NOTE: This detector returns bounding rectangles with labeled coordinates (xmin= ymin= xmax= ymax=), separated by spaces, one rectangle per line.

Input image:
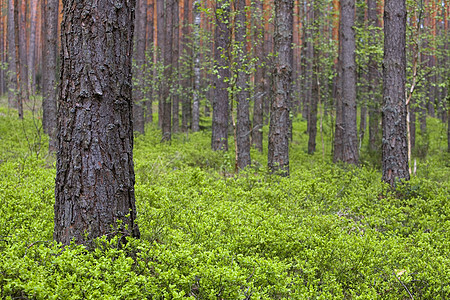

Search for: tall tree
xmin=251 ymin=0 xmax=264 ymax=152
xmin=18 ymin=0 xmax=28 ymax=101
xmin=28 ymin=0 xmax=38 ymax=94
xmin=13 ymin=0 xmax=23 ymax=118
xmin=7 ymin=0 xmax=16 ymax=109
xmin=191 ymin=0 xmax=201 ymax=132
xmin=145 ymin=0 xmax=154 ymax=124
xmin=211 ymin=0 xmax=230 ymax=150
xmin=157 ymin=0 xmax=164 ymax=128
xmin=181 ymin=0 xmax=192 ymax=132
xmin=268 ymin=0 xmax=293 ymax=176
xmin=54 ymin=0 xmax=140 ymax=245
xmin=133 ymin=0 xmax=147 ymax=134
xmin=333 ymin=0 xmax=358 ymax=164
xmin=234 ymin=0 xmax=251 ymax=169
xmin=382 ymin=0 xmax=410 ymax=186
xmin=41 ymin=0 xmax=59 ymax=151
xmin=172 ymin=0 xmax=180 ymax=133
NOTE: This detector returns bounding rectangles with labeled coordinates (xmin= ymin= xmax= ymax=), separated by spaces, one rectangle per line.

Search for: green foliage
xmin=0 ymin=110 xmax=449 ymax=299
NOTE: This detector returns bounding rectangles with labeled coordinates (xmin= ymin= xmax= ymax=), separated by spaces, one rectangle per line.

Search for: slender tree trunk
xmin=7 ymin=0 xmax=16 ymax=108
xmin=307 ymin=3 xmax=317 ymax=154
xmin=162 ymin=0 xmax=174 ymax=141
xmin=18 ymin=0 xmax=28 ymax=102
xmin=382 ymin=0 xmax=409 ymax=186
xmin=28 ymin=0 xmax=38 ymax=94
xmin=251 ymin=0 xmax=264 ymax=152
xmin=41 ymin=0 xmax=59 ymax=151
xmin=55 ymin=0 xmax=140 ymax=246
xmin=133 ymin=0 xmax=147 ymax=134
xmin=191 ymin=0 xmax=201 ymax=132
xmin=263 ymin=2 xmax=274 ymax=125
xmin=145 ymin=0 xmax=154 ymax=124
xmin=211 ymin=0 xmax=230 ymax=150
xmin=157 ymin=0 xmax=164 ymax=128
xmin=235 ymin=0 xmax=251 ymax=170
xmin=13 ymin=0 xmax=23 ymax=118
xmin=334 ymin=0 xmax=358 ymax=164
xmin=268 ymin=0 xmax=293 ymax=176
xmin=172 ymin=0 xmax=180 ymax=133
xmin=181 ymin=0 xmax=192 ymax=132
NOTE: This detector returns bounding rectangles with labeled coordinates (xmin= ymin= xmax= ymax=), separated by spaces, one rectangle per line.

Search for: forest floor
xmin=0 ymin=105 xmax=449 ymax=299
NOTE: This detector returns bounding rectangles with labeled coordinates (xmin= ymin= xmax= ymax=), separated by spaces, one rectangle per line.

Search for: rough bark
xmin=28 ymin=0 xmax=39 ymax=94
xmin=181 ymin=0 xmax=192 ymax=132
xmin=161 ymin=0 xmax=174 ymax=141
xmin=7 ymin=0 xmax=16 ymax=108
xmin=235 ymin=0 xmax=251 ymax=170
xmin=133 ymin=0 xmax=147 ymax=134
xmin=333 ymin=0 xmax=358 ymax=165
xmin=251 ymin=0 xmax=264 ymax=152
xmin=18 ymin=0 xmax=28 ymax=101
xmin=13 ymin=0 xmax=23 ymax=118
xmin=145 ymin=0 xmax=154 ymax=124
xmin=382 ymin=0 xmax=410 ymax=186
xmin=41 ymin=0 xmax=59 ymax=151
xmin=268 ymin=0 xmax=293 ymax=176
xmin=307 ymin=4 xmax=317 ymax=155
xmin=55 ymin=0 xmax=140 ymax=245
xmin=211 ymin=0 xmax=230 ymax=150
xmin=157 ymin=0 xmax=164 ymax=128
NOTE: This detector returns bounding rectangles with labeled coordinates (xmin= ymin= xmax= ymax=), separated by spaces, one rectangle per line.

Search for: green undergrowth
xmin=0 ymin=108 xmax=449 ymax=299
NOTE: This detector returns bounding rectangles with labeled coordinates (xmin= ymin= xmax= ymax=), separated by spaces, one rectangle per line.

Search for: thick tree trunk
xmin=211 ymin=0 xmax=230 ymax=150
xmin=55 ymin=0 xmax=140 ymax=245
xmin=382 ymin=0 xmax=410 ymax=187
xmin=251 ymin=0 xmax=264 ymax=152
xmin=41 ymin=0 xmax=59 ymax=151
xmin=235 ymin=0 xmax=251 ymax=170
xmin=133 ymin=0 xmax=147 ymax=134
xmin=191 ymin=0 xmax=201 ymax=132
xmin=268 ymin=0 xmax=293 ymax=176
xmin=334 ymin=0 xmax=358 ymax=165
xmin=161 ymin=0 xmax=174 ymax=141
xmin=7 ymin=0 xmax=16 ymax=108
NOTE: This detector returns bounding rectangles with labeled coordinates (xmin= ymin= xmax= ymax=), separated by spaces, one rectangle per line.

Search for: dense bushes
xmin=0 ymin=108 xmax=449 ymax=299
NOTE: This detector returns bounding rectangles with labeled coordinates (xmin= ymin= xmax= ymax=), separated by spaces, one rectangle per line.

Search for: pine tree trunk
xmin=7 ymin=0 xmax=16 ymax=108
xmin=28 ymin=0 xmax=38 ymax=94
xmin=41 ymin=0 xmax=59 ymax=151
xmin=55 ymin=0 xmax=140 ymax=246
xmin=191 ymin=0 xmax=201 ymax=132
xmin=181 ymin=0 xmax=191 ymax=132
xmin=382 ymin=0 xmax=410 ymax=186
xmin=268 ymin=0 xmax=293 ymax=176
xmin=172 ymin=0 xmax=180 ymax=133
xmin=162 ymin=0 xmax=174 ymax=141
xmin=235 ymin=0 xmax=251 ymax=170
xmin=145 ymin=0 xmax=154 ymax=124
xmin=251 ymin=0 xmax=264 ymax=152
xmin=157 ymin=0 xmax=165 ymax=128
xmin=133 ymin=0 xmax=146 ymax=134
xmin=18 ymin=0 xmax=28 ymax=102
xmin=13 ymin=0 xmax=23 ymax=118
xmin=211 ymin=0 xmax=230 ymax=150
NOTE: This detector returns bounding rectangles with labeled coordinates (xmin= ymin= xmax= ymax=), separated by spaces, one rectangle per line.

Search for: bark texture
xmin=268 ymin=0 xmax=293 ymax=176
xmin=192 ymin=0 xmax=201 ymax=132
xmin=235 ymin=0 xmax=251 ymax=169
xmin=211 ymin=0 xmax=230 ymax=151
xmin=42 ymin=0 xmax=59 ymax=151
xmin=55 ymin=0 xmax=140 ymax=245
xmin=7 ymin=0 xmax=16 ymax=108
xmin=382 ymin=0 xmax=410 ymax=186
xmin=132 ymin=0 xmax=147 ymax=134
xmin=161 ymin=0 xmax=174 ymax=141
xmin=333 ymin=0 xmax=358 ymax=164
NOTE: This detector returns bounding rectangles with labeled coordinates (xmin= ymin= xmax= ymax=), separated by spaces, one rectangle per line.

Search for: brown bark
xmin=181 ymin=0 xmax=191 ymax=132
xmin=41 ymin=0 xmax=59 ymax=151
xmin=7 ymin=0 xmax=16 ymax=108
xmin=251 ymin=0 xmax=264 ymax=152
xmin=211 ymin=0 xmax=230 ymax=151
xmin=333 ymin=0 xmax=358 ymax=165
xmin=268 ymin=0 xmax=293 ymax=176
xmin=133 ymin=0 xmax=147 ymax=134
xmin=382 ymin=0 xmax=410 ymax=186
xmin=28 ymin=0 xmax=38 ymax=94
xmin=172 ymin=0 xmax=180 ymax=133
xmin=18 ymin=0 xmax=28 ymax=101
xmin=145 ymin=0 xmax=154 ymax=124
xmin=13 ymin=0 xmax=23 ymax=118
xmin=191 ymin=0 xmax=201 ymax=132
xmin=235 ymin=0 xmax=251 ymax=170
xmin=157 ymin=0 xmax=164 ymax=128
xmin=55 ymin=0 xmax=140 ymax=245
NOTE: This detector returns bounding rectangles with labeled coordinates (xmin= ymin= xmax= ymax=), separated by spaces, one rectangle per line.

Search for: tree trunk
xmin=235 ymin=0 xmax=251 ymax=170
xmin=133 ymin=0 xmax=147 ymax=134
xmin=334 ymin=0 xmax=358 ymax=164
xmin=251 ymin=0 xmax=264 ymax=152
xmin=41 ymin=0 xmax=59 ymax=151
xmin=381 ymin=0 xmax=410 ymax=187
xmin=13 ymin=0 xmax=23 ymax=118
xmin=145 ymin=0 xmax=154 ymax=124
xmin=181 ymin=0 xmax=192 ymax=132
xmin=191 ymin=0 xmax=201 ymax=132
xmin=211 ymin=0 xmax=230 ymax=150
xmin=172 ymin=0 xmax=180 ymax=133
xmin=28 ymin=0 xmax=39 ymax=95
xmin=157 ymin=0 xmax=164 ymax=128
xmin=18 ymin=0 xmax=28 ymax=102
xmin=55 ymin=0 xmax=140 ymax=245
xmin=7 ymin=0 xmax=16 ymax=108
xmin=307 ymin=3 xmax=317 ymax=155
xmin=161 ymin=0 xmax=174 ymax=141
xmin=268 ymin=0 xmax=293 ymax=176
